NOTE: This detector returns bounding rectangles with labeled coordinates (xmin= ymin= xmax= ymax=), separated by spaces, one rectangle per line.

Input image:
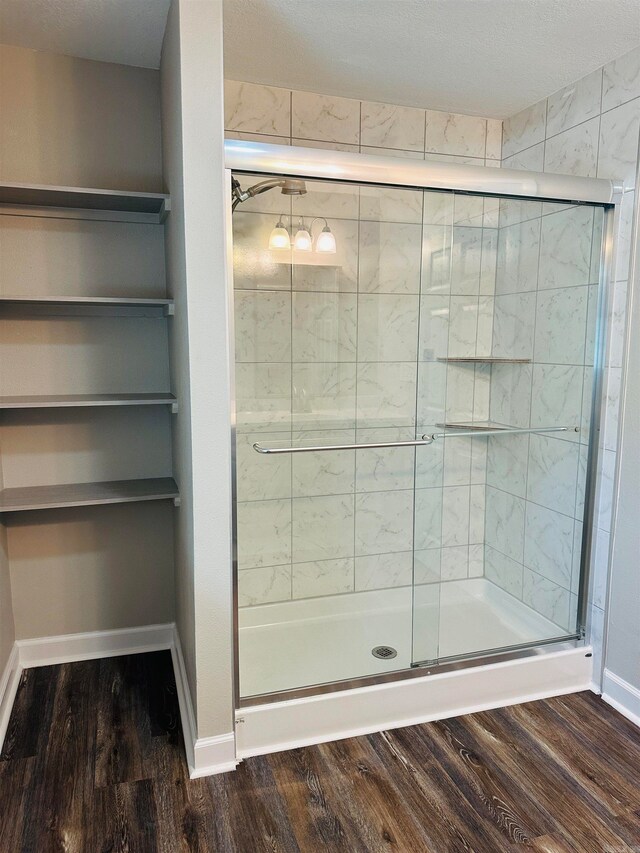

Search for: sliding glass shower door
xmin=231 ymin=168 xmax=605 ymax=700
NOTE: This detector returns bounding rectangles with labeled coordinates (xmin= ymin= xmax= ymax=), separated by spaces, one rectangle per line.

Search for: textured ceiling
xmin=0 ymin=0 xmax=171 ymax=69
xmin=223 ymin=0 xmax=640 ymax=118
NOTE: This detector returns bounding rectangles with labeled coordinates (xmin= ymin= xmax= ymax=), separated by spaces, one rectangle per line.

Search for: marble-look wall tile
xmin=419 ymin=295 xmax=449 ymax=361
xmin=485 ymin=486 xmax=525 ymax=562
xmin=356 ymin=427 xmax=416 ymax=492
xmin=417 ymin=362 xmax=446 ymax=426
xmin=292 ymin=179 xmax=359 ymax=220
xmin=359 ymin=221 xmax=422 ymax=294
xmin=492 ymin=292 xmax=536 ymax=360
xmin=224 ymin=80 xmax=291 ymax=136
xmin=489 ymin=363 xmax=533 ymax=428
xmin=445 ymin=363 xmax=476 ymax=422
xmin=292 ymin=138 xmax=360 ymax=152
xmin=526 ymin=434 xmax=580 ymax=516
xmin=447 ymin=296 xmax=479 ymax=358
xmin=355 ymin=551 xmax=413 ymax=590
xmin=522 ymin=568 xmax=571 ymax=629
xmin=476 ymin=296 xmax=495 ymax=357
xmin=524 ymin=502 xmax=573 ymax=588
xmin=421 ymin=224 xmax=453 ymax=296
xmin=502 ymin=100 xmax=547 ymax=159
xmin=468 ymin=543 xmax=484 ymax=577
xmin=530 ymin=364 xmax=583 ymax=435
xmin=359 ymin=185 xmax=423 ymax=224
xmin=355 ymin=489 xmax=414 ymax=556
xmin=425 ymin=111 xmax=487 ymax=158
xmin=441 ymin=545 xmax=469 ymax=580
xmin=450 ymin=227 xmax=483 ymax=295
xmin=486 ymin=434 xmax=529 ymax=497
xmin=596 ymin=448 xmax=616 ymax=532
xmin=502 ymin=143 xmax=545 ymax=172
xmin=543 ymin=117 xmax=599 ymax=178
xmin=292 ymin=558 xmax=354 ymax=598
xmin=237 ymin=498 xmax=292 ymax=569
xmin=485 ymin=544 xmax=523 ymax=598
xmin=292 ymin=362 xmax=357 ymax=431
xmin=442 ymin=485 xmax=470 ymax=546
xmin=357 ymin=294 xmax=419 ymax=361
xmin=469 ymin=485 xmax=485 ymax=544
xmin=495 ymin=218 xmax=541 ymax=294
xmin=602 ymin=46 xmax=640 ymax=112
xmin=292 ymin=493 xmax=355 ymax=562
xmin=236 ymin=431 xmax=292 ymax=501
xmin=608 ymin=279 xmax=628 ymax=369
xmin=356 ymin=361 xmax=417 ymax=429
xmin=591 ymin=530 xmax=610 ymax=610
xmin=413 ymin=548 xmax=441 ymax=583
xmin=292 ymin=292 xmax=357 ymax=362
xmin=360 ymin=146 xmax=424 ymax=160
xmin=480 ymin=230 xmax=498 ymax=294
xmin=360 ymin=101 xmax=425 ymax=151
xmin=292 ymin=91 xmax=360 ymax=144
xmin=236 ymin=362 xmax=291 ymax=431
xmin=539 ymin=207 xmax=593 ymax=289
xmin=234 ymin=290 xmax=291 ymax=363
xmin=486 ymin=119 xmax=503 ymax=160
xmin=574 ymin=445 xmax=588 ymax=519
xmin=534 ymin=287 xmax=588 ymax=364
xmin=238 ymin=565 xmax=291 ymax=607
xmin=291 ymin=429 xmax=355 ymax=497
xmin=602 ymin=366 xmax=622 ymax=452
xmin=546 ymin=69 xmax=602 ymax=136
xmin=414 ymin=488 xmax=443 ymax=550
xmin=226 ymin=130 xmax=290 ymax=148
xmin=415 ymin=434 xmax=444 ymax=489
xmin=597 ymin=98 xmax=640 ymax=189
xmin=614 ymin=192 xmax=635 ymax=284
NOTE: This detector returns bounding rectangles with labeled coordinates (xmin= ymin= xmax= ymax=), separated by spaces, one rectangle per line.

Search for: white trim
xmin=16 ymin=623 xmax=175 ymax=668
xmin=0 ymin=644 xmax=21 ymax=754
xmin=602 ymin=669 xmax=640 ymax=728
xmin=236 ymin=646 xmax=593 ymax=758
xmin=170 ymin=627 xmax=239 ymax=777
xmin=224 ymin=140 xmax=620 ymax=205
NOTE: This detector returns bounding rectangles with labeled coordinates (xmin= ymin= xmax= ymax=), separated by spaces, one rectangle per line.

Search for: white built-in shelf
xmin=0 ymin=181 xmax=170 ymax=224
xmin=435 ymin=420 xmax=515 ymax=431
xmin=0 ymin=477 xmax=180 ymax=513
xmin=0 ymin=393 xmax=177 ymax=412
xmin=0 ymin=295 xmax=174 ymax=316
xmin=437 ymin=357 xmax=531 ymax=364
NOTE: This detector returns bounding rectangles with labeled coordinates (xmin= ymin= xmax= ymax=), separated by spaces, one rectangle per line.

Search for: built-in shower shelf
xmin=435 ymin=421 xmax=516 ymax=431
xmin=0 ymin=393 xmax=178 ymax=411
xmin=437 ymin=357 xmax=531 ymax=364
xmin=0 ymin=477 xmax=180 ymax=513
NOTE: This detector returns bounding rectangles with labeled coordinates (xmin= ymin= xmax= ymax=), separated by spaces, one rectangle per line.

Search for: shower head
xmin=232 ymin=177 xmax=307 ymax=210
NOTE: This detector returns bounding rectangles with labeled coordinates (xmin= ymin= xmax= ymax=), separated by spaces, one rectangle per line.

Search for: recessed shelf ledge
xmin=0 ymin=393 xmax=178 ymax=413
xmin=0 ymin=295 xmax=174 ymax=316
xmin=0 ymin=478 xmax=180 ymax=513
xmin=437 ymin=357 xmax=531 ymax=364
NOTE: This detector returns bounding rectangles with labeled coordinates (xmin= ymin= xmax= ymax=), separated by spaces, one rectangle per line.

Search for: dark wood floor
xmin=1 ymin=653 xmax=640 ymax=852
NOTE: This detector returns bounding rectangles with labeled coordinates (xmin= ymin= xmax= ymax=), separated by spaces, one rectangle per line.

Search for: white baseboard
xmin=170 ymin=627 xmax=239 ymax=778
xmin=0 ymin=644 xmax=21 ymax=754
xmin=0 ymin=622 xmax=239 ymax=778
xmin=602 ymin=669 xmax=640 ymax=727
xmin=236 ymin=646 xmax=593 ymax=759
xmin=17 ymin=623 xmax=175 ymax=668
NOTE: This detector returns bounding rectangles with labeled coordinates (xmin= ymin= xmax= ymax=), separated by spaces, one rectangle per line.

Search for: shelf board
xmin=435 ymin=421 xmax=516 ymax=431
xmin=0 ymin=393 xmax=177 ymax=411
xmin=0 ymin=295 xmax=174 ymax=316
xmin=437 ymin=357 xmax=531 ymax=364
xmin=0 ymin=181 xmax=170 ymax=223
xmin=0 ymin=478 xmax=180 ymax=513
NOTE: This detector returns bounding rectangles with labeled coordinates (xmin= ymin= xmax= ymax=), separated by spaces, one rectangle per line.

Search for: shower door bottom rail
xmin=252 ymin=425 xmax=578 ymax=454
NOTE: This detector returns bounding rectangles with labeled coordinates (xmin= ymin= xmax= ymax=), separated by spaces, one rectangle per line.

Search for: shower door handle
xmin=253 ymin=437 xmax=436 ymax=454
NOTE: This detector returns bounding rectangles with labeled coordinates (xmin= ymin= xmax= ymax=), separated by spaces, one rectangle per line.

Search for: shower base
xmin=238 ymin=577 xmax=565 ymax=700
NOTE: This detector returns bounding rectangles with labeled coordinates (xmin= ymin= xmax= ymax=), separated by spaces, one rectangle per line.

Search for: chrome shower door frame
xmin=224 ymin=140 xmax=621 ymax=708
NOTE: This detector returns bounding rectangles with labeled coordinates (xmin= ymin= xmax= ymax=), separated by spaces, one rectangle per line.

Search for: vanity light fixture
xmin=268 ymin=215 xmax=337 ymax=254
xmin=293 ymin=219 xmax=313 ymax=252
xmin=268 ymin=218 xmax=291 ymax=250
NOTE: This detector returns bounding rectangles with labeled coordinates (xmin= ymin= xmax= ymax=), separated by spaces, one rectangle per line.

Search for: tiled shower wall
xmin=226 ymin=81 xmax=502 ymax=607
xmin=501 ymin=46 xmax=640 ymax=672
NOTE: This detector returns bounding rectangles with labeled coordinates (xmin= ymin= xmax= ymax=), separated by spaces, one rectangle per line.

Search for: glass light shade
xmin=268 ymin=224 xmax=291 ymax=250
xmin=293 ymin=228 xmax=312 ymax=252
xmin=316 ymin=226 xmax=337 ymax=254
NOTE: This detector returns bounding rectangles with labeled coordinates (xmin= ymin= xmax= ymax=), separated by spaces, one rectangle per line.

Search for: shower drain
xmin=372 ymin=645 xmax=397 ymax=660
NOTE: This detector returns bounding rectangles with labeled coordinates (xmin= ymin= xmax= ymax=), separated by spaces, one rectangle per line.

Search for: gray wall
xmin=161 ymin=0 xmax=234 ymax=739
xmin=0 ymin=43 xmax=175 ymax=640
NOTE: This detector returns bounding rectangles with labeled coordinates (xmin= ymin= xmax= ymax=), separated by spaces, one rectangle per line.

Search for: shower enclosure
xmin=227 ymin=141 xmax=615 ymax=707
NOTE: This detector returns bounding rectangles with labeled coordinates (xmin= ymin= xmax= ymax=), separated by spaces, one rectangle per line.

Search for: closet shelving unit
xmin=0 ymin=180 xmax=179 ymax=513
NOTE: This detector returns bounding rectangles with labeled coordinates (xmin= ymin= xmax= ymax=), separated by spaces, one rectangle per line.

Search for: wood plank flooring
xmin=1 ymin=651 xmax=639 ymax=852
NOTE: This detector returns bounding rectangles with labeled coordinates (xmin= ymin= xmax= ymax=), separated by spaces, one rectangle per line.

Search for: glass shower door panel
xmin=411 ymin=192 xmax=605 ymax=666
xmin=233 ymin=174 xmax=439 ymax=697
